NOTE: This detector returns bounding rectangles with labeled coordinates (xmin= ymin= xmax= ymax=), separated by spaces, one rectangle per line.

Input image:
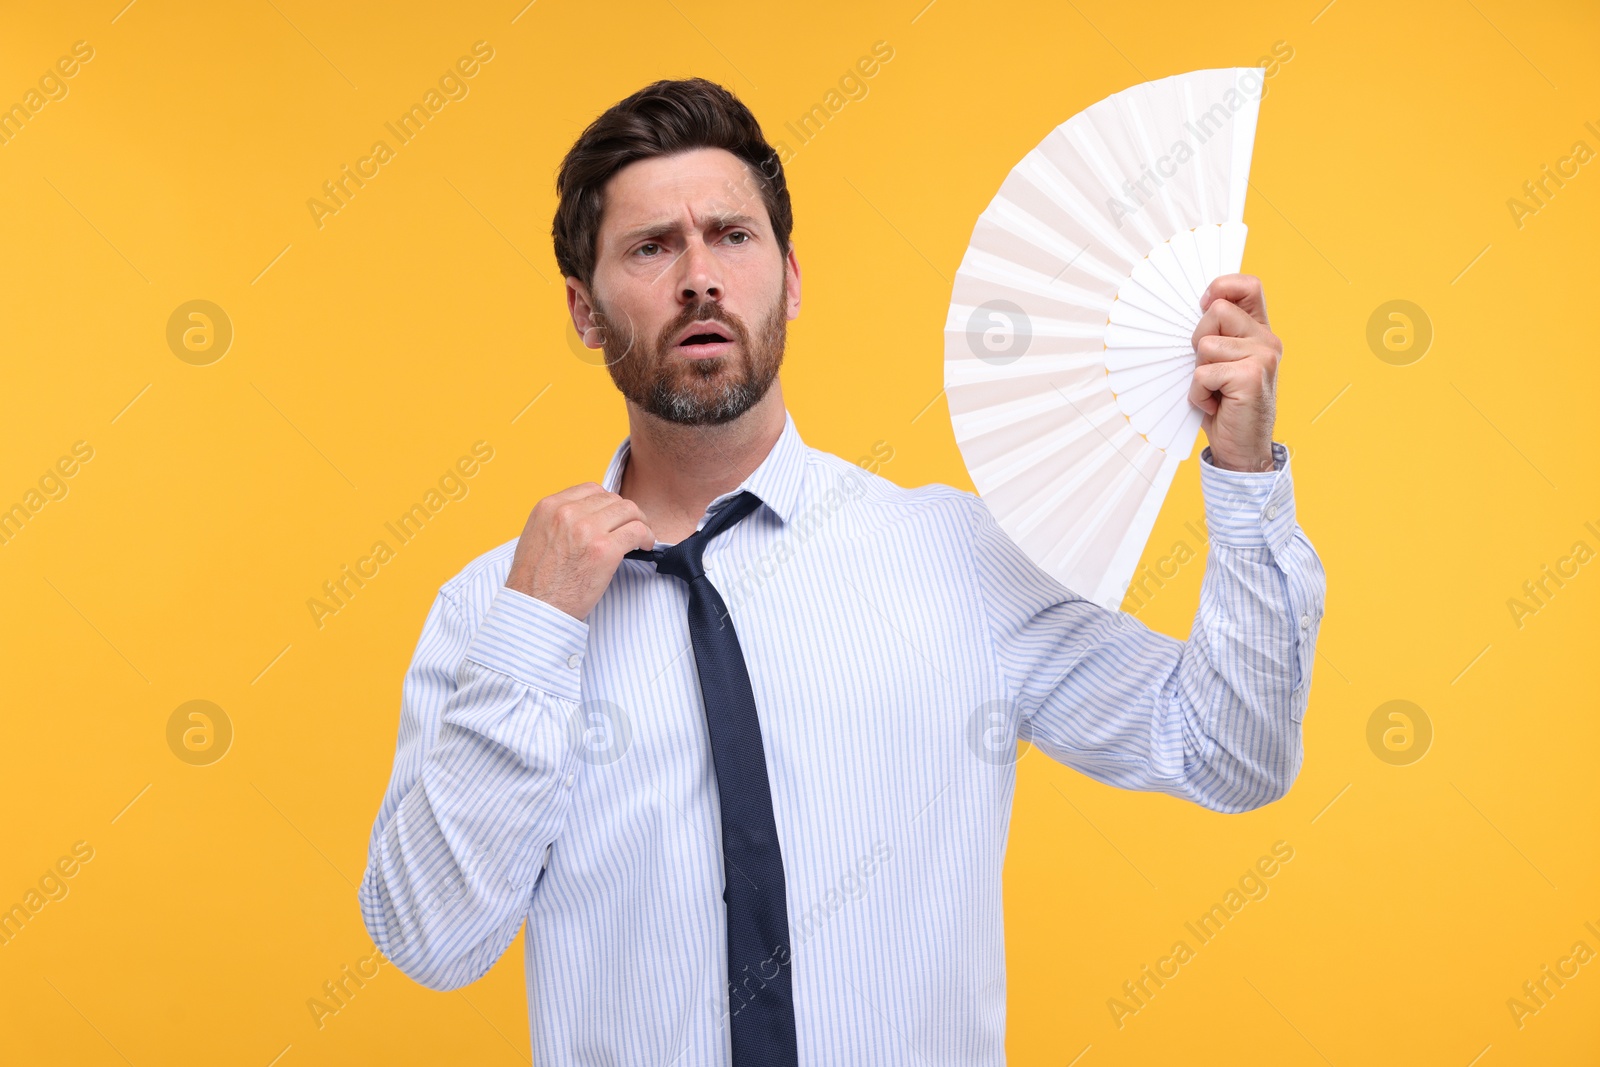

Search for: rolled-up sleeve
xmin=359 ymin=583 xmax=589 ymax=989
xmin=970 ymin=440 xmax=1327 ymax=813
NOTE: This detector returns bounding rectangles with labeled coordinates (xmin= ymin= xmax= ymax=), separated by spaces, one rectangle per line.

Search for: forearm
xmin=1172 ymin=442 xmax=1326 ymax=809
xmin=359 ymin=586 xmax=588 ymax=989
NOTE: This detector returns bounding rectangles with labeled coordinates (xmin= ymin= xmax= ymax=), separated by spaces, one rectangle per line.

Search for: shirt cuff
xmin=462 ymin=585 xmax=589 ymax=701
xmin=1197 ymin=441 xmax=1297 ymax=551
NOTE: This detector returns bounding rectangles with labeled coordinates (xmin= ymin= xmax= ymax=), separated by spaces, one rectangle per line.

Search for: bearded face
xmin=569 ymin=148 xmax=798 ymax=421
xmin=592 ymin=285 xmax=788 ymax=426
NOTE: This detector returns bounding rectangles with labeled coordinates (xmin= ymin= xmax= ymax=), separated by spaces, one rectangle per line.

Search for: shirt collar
xmin=599 ymin=408 xmax=807 ymax=528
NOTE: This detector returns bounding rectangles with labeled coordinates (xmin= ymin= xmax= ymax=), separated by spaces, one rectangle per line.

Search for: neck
xmin=618 ymin=385 xmax=786 ymax=545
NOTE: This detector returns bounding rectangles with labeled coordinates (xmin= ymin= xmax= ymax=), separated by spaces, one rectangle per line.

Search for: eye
xmin=635 ymin=242 xmax=662 ymax=257
xmin=725 ymin=230 xmax=750 ymax=245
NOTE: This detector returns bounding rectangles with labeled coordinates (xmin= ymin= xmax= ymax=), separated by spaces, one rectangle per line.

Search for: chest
xmin=578 ymin=529 xmax=999 ymax=793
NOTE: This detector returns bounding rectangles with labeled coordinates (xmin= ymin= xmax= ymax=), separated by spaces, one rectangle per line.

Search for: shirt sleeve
xmin=358 ymin=583 xmax=589 ymax=989
xmin=970 ymin=440 xmax=1327 ymax=813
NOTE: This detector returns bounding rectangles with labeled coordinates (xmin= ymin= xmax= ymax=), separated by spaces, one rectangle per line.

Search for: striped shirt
xmin=359 ymin=408 xmax=1326 ymax=1065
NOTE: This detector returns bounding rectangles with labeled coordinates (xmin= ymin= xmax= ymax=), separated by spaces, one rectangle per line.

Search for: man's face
xmin=568 ymin=147 xmax=801 ymax=425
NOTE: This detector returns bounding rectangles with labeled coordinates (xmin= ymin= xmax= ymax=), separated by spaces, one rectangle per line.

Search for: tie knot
xmin=626 ymin=491 xmax=764 ymax=582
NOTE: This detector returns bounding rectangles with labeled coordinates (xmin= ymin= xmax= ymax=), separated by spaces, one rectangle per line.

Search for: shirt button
xmin=564 ymin=773 xmax=575 ymax=789
xmin=1265 ymin=504 xmax=1278 ymax=520
xmin=567 ymin=652 xmax=582 ymax=669
xmin=1300 ymin=613 xmax=1311 ymax=630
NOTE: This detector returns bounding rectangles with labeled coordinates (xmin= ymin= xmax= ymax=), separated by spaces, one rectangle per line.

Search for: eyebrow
xmin=617 ymin=212 xmax=762 ymax=246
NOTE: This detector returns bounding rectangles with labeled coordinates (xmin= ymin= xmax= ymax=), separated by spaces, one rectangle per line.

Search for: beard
xmin=594 ymin=285 xmax=787 ymax=426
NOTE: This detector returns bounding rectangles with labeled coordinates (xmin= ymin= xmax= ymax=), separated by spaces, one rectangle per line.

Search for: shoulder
xmin=812 ymin=445 xmax=1075 ymax=599
xmin=800 ymin=444 xmax=985 ymax=539
xmin=435 ymin=532 xmax=521 ymax=624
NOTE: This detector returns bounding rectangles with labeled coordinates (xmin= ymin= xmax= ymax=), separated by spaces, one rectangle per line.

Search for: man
xmin=359 ymin=77 xmax=1326 ymax=1065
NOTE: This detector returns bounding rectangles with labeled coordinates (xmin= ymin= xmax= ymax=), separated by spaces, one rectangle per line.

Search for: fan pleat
xmin=1102 ymin=344 xmax=1190 ymax=372
xmin=1171 ymin=230 xmax=1208 ymax=301
xmin=1105 ymin=321 xmax=1191 ymax=348
xmin=1114 ymin=288 xmax=1191 ymax=337
xmin=1128 ymin=257 xmax=1193 ymax=321
xmin=1144 ymin=385 xmax=1204 ymax=455
xmin=1042 ymin=126 xmax=1165 ymax=264
xmin=1116 ymin=362 xmax=1193 ymax=422
xmin=1109 ymin=354 xmax=1193 ymax=392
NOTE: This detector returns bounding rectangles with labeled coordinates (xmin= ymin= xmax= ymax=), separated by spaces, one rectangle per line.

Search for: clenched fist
xmin=1189 ymin=274 xmax=1281 ymax=473
xmin=505 ymin=483 xmax=656 ymax=620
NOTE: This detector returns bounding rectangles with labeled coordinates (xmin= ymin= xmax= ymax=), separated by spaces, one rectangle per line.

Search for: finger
xmin=1190 ymin=298 xmax=1268 ymax=353
xmin=544 ymin=481 xmax=611 ymax=507
xmin=1195 ymin=357 xmax=1271 ymax=397
xmin=557 ymin=494 xmax=650 ymax=552
xmin=1188 ymin=360 xmax=1220 ymax=414
xmin=535 ymin=486 xmax=624 ymax=541
xmin=1194 ymin=333 xmax=1268 ymax=366
xmin=589 ymin=495 xmax=650 ymax=535
xmin=1187 ymin=359 xmax=1266 ymax=412
xmin=1199 ymin=274 xmax=1269 ymax=327
xmin=607 ymin=518 xmax=656 ymax=554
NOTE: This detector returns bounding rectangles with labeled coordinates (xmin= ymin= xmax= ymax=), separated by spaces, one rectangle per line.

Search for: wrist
xmin=1208 ymin=448 xmax=1275 ymax=473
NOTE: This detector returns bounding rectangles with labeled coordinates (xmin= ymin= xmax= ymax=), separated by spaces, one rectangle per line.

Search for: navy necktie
xmin=625 ymin=491 xmax=798 ymax=1065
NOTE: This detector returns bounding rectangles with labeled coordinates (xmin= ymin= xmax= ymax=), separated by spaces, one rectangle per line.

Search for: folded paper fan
xmin=943 ymin=67 xmax=1264 ymax=611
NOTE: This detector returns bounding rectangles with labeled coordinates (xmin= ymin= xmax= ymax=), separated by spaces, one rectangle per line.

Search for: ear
xmin=783 ymin=244 xmax=802 ymax=321
xmin=567 ymin=277 xmax=603 ymax=348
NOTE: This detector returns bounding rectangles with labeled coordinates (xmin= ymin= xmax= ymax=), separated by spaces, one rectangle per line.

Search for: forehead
xmin=600 ymin=146 xmax=769 ymax=235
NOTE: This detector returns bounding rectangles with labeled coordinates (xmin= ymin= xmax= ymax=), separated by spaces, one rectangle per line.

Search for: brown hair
xmin=551 ymin=77 xmax=793 ymax=288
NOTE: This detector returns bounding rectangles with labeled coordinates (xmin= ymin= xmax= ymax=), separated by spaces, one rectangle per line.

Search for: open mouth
xmin=673 ymin=323 xmax=736 ymax=358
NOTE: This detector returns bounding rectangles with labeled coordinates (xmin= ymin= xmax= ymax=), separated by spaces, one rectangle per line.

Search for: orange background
xmin=1 ymin=1 xmax=1596 ymax=1063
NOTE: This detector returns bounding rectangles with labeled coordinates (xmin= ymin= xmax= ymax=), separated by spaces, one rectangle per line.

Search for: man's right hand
xmin=505 ymin=483 xmax=655 ymax=620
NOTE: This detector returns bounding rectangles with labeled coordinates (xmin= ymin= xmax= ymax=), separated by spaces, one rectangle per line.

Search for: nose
xmin=677 ymin=235 xmax=722 ymax=305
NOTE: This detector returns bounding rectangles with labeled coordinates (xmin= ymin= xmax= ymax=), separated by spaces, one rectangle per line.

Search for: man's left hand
xmin=1188 ymin=274 xmax=1280 ymax=473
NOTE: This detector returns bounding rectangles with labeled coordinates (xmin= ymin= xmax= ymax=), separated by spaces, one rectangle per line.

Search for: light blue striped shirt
xmin=359 ymin=408 xmax=1326 ymax=1065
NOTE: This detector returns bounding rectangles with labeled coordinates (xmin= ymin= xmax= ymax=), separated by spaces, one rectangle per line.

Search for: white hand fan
xmin=943 ymin=67 xmax=1264 ymax=611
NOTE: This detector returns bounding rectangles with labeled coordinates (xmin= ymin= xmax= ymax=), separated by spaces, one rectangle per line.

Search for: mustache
xmin=660 ymin=302 xmax=747 ymax=350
